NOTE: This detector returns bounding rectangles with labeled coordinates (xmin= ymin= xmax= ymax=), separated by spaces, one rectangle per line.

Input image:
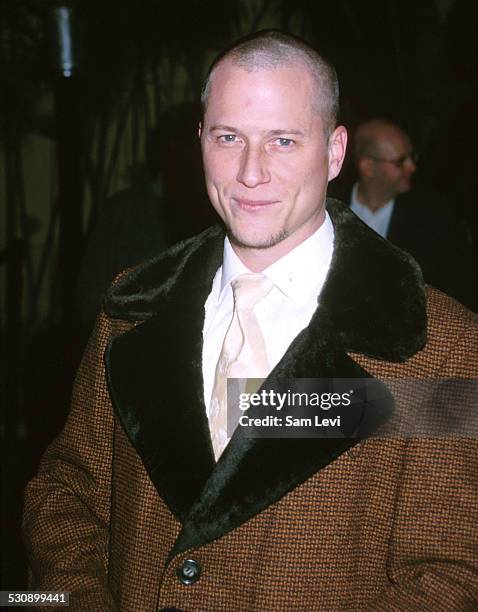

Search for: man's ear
xmin=327 ymin=125 xmax=347 ymax=181
xmin=198 ymin=121 xmax=202 ymax=139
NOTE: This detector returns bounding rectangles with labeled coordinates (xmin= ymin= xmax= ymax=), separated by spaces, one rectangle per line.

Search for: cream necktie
xmin=209 ymin=273 xmax=274 ymax=460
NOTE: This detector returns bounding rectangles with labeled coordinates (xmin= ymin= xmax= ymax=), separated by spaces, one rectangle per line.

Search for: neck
xmin=232 ymin=244 xmax=286 ymax=272
xmin=356 ymin=182 xmax=393 ymax=212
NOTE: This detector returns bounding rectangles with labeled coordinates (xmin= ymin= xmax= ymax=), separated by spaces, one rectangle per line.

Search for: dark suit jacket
xmin=23 ymin=200 xmax=478 ymax=611
xmin=389 ymin=191 xmax=477 ymax=309
xmin=350 ymin=188 xmax=477 ymax=311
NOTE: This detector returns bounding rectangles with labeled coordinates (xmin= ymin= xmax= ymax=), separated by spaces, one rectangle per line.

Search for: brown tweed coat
xmin=23 ymin=201 xmax=478 ymax=611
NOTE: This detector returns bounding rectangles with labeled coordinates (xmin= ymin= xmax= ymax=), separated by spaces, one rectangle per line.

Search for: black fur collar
xmin=106 ymin=199 xmax=426 ymax=361
xmin=104 ymin=199 xmax=427 ymax=556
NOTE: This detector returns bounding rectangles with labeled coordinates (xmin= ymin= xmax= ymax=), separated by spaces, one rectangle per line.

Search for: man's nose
xmin=236 ymin=145 xmax=270 ymax=187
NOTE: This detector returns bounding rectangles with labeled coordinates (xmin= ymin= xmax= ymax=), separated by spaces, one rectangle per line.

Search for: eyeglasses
xmin=366 ymin=152 xmax=419 ymax=169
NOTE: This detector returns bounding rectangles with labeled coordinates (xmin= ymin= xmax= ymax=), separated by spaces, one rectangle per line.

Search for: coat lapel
xmin=105 ymin=226 xmax=223 ymax=521
xmin=104 ymin=199 xmax=427 ymax=553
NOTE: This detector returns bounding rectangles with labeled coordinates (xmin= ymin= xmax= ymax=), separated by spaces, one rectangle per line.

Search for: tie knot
xmin=231 ymin=273 xmax=273 ymax=310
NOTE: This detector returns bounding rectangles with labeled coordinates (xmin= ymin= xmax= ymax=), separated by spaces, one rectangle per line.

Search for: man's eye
xmin=219 ymin=134 xmax=237 ymax=143
xmin=276 ymin=138 xmax=294 ymax=147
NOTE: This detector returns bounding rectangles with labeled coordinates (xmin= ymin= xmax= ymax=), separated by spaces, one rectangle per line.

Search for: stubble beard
xmin=228 ymin=227 xmax=290 ymax=250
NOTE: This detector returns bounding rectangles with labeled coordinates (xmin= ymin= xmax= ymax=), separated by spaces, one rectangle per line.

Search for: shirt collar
xmin=219 ymin=240 xmax=251 ymax=299
xmin=218 ymin=212 xmax=334 ymax=307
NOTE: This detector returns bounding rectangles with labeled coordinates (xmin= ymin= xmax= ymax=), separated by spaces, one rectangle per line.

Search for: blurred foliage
xmin=1 ymin=0 xmax=249 ymax=137
xmin=1 ymin=1 xmax=51 ymax=139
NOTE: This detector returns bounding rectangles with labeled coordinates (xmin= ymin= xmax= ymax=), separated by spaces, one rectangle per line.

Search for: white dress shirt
xmin=350 ymin=182 xmax=395 ymax=239
xmin=202 ymin=212 xmax=335 ymax=409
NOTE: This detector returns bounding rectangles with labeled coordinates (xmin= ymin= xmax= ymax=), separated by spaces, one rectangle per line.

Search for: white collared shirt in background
xmin=350 ymin=182 xmax=395 ymax=239
xmin=202 ymin=212 xmax=335 ymax=409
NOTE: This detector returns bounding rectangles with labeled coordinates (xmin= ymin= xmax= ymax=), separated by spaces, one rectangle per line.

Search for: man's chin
xmin=228 ymin=228 xmax=290 ymax=250
xmin=399 ymin=181 xmax=412 ymax=193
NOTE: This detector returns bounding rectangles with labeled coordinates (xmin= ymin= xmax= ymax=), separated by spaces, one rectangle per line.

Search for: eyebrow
xmin=268 ymin=129 xmax=306 ymax=137
xmin=208 ymin=125 xmax=306 ymax=137
xmin=209 ymin=125 xmax=238 ymax=133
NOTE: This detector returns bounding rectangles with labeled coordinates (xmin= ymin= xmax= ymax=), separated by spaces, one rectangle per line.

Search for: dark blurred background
xmin=1 ymin=0 xmax=477 ymax=591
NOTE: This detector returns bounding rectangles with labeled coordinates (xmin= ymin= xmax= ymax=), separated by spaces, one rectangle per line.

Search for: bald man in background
xmin=350 ymin=119 xmax=477 ymax=311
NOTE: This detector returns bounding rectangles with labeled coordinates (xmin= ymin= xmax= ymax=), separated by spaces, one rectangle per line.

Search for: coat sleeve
xmin=368 ymin=316 xmax=478 ymax=611
xmin=22 ymin=312 xmax=119 ymax=611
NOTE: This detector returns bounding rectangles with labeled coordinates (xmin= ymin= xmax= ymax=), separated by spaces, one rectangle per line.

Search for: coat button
xmin=177 ymin=558 xmax=201 ymax=585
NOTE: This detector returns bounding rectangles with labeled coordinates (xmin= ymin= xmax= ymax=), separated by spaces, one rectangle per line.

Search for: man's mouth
xmin=232 ymin=197 xmax=279 ymax=210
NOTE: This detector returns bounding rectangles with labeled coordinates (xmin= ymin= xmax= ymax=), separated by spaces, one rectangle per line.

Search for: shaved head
xmin=354 ymin=119 xmax=409 ymax=160
xmin=201 ymin=30 xmax=339 ymax=138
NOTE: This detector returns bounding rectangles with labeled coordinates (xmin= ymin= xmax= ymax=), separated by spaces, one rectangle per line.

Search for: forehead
xmin=205 ymin=60 xmax=320 ymax=130
xmin=378 ymin=127 xmax=412 ymax=154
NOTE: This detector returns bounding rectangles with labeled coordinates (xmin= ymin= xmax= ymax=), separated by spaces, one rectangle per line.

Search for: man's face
xmin=370 ymin=128 xmax=416 ymax=197
xmin=200 ymin=60 xmax=346 ymax=261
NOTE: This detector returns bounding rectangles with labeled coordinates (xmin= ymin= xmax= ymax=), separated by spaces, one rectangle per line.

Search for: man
xmin=350 ymin=119 xmax=417 ymax=239
xmin=23 ymin=31 xmax=478 ymax=611
xmin=350 ymin=118 xmax=477 ymax=310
